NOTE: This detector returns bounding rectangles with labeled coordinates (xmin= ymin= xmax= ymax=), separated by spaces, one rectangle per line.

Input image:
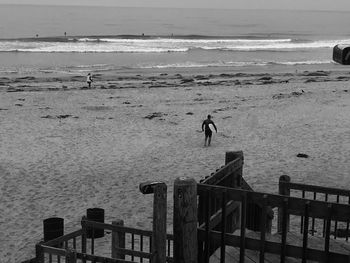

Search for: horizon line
xmin=0 ymin=3 xmax=350 ymax=12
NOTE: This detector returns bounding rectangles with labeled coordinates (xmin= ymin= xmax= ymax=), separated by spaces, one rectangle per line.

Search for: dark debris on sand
xmin=41 ymin=114 xmax=78 ymax=119
xmin=144 ymin=112 xmax=168 ymax=119
xmin=272 ymin=90 xmax=305 ymax=99
xmin=297 ymin=153 xmax=309 ymax=158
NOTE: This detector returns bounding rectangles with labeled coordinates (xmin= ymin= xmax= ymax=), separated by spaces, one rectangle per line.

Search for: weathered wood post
xmin=173 ymin=177 xmax=197 ymax=263
xmin=112 ymin=219 xmax=125 ymax=259
xmin=65 ymin=249 xmax=77 ymax=263
xmin=225 ymin=151 xmax=244 ymax=233
xmin=35 ymin=242 xmax=44 ymax=263
xmin=225 ymin=151 xmax=244 ymax=187
xmin=225 ymin=150 xmax=244 ymax=164
xmin=278 ymin=175 xmax=291 ymax=233
xmin=81 ymin=216 xmax=87 ymax=263
xmin=139 ymin=181 xmax=167 ymax=263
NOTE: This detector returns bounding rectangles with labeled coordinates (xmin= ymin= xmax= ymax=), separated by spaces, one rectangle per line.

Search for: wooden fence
xmin=196 ymin=184 xmax=350 ymax=263
xmin=36 ymin=220 xmax=174 ymax=263
xmin=198 ymin=152 xmax=273 ymax=247
xmin=30 ymin=151 xmax=350 ymax=263
xmin=35 ymin=182 xmax=173 ymax=263
xmin=278 ymin=175 xmax=350 ymax=240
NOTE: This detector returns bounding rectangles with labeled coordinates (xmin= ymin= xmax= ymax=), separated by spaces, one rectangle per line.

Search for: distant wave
xmin=0 ymin=36 xmax=349 ymax=53
xmin=0 ymin=59 xmax=333 ymax=75
xmin=137 ymin=60 xmax=333 ymax=69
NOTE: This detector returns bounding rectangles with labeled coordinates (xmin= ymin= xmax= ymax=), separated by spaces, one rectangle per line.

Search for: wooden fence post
xmin=35 ymin=242 xmax=44 ymax=263
xmin=225 ymin=151 xmax=244 ymax=233
xmin=225 ymin=151 xmax=243 ymax=187
xmin=65 ymin=249 xmax=77 ymax=263
xmin=173 ymin=177 xmax=197 ymax=263
xmin=153 ymin=183 xmax=167 ymax=263
xmin=278 ymin=175 xmax=291 ymax=233
xmin=139 ymin=181 xmax=167 ymax=263
xmin=225 ymin=150 xmax=244 ymax=165
xmin=81 ymin=216 xmax=87 ymax=263
xmin=112 ymin=219 xmax=125 ymax=259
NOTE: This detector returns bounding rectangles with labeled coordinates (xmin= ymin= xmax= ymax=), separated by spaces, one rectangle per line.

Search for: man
xmin=87 ymin=73 xmax=93 ymax=88
xmin=202 ymin=115 xmax=217 ymax=146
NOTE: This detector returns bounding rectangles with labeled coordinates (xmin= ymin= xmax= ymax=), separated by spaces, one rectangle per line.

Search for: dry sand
xmin=0 ymin=68 xmax=349 ymax=262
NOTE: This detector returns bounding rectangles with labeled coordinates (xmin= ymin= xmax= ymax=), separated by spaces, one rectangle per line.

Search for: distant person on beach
xmin=202 ymin=115 xmax=217 ymax=146
xmin=87 ymin=73 xmax=93 ymax=88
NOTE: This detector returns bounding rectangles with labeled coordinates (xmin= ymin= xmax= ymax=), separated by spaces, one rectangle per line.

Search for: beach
xmin=0 ymin=67 xmax=349 ymax=261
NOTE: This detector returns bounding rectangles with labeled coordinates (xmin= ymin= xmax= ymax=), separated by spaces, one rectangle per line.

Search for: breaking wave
xmin=0 ymin=35 xmax=349 ymax=53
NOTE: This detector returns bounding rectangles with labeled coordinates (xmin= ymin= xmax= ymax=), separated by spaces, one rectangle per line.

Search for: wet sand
xmin=0 ymin=67 xmax=349 ymax=261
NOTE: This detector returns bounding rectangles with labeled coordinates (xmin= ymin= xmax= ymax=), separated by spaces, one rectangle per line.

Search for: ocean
xmin=0 ymin=4 xmax=350 ymax=76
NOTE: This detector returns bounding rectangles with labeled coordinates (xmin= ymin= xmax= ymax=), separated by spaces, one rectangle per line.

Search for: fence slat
xmin=280 ymin=198 xmax=288 ymax=263
xmin=311 ymin=192 xmax=316 ymax=236
xmin=112 ymin=220 xmax=125 ymax=260
xmin=302 ymin=202 xmax=310 ymax=263
xmin=300 ymin=190 xmax=305 ymax=234
xmin=347 ymin=196 xmax=350 ymax=242
xmin=81 ymin=217 xmax=87 ymax=263
xmin=334 ymin=195 xmax=340 ymax=239
xmin=131 ymin=234 xmax=135 ymax=261
xmin=91 ymin=228 xmax=95 ymax=255
xmin=239 ymin=193 xmax=247 ymax=263
xmin=323 ymin=193 xmax=328 ymax=237
xmin=204 ymin=191 xmax=211 ymax=263
xmin=220 ymin=191 xmax=227 ymax=263
xmin=278 ymin=175 xmax=290 ymax=234
xmin=324 ymin=204 xmax=332 ymax=263
xmin=259 ymin=195 xmax=267 ymax=263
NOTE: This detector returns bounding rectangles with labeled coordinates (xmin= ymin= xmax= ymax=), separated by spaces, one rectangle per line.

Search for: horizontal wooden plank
xmin=211 ymin=245 xmax=305 ymax=263
xmin=84 ymin=220 xmax=152 ymax=236
xmin=40 ymin=245 xmax=67 ymax=256
xmin=76 ymin=252 xmax=135 ymax=263
xmin=283 ymin=182 xmax=350 ymax=197
xmin=198 ymin=184 xmax=350 ymax=222
xmin=211 ymin=246 xmax=258 ymax=263
xmin=83 ymin=220 xmax=174 ymax=240
xmin=246 ymin=231 xmax=350 ymax=255
xmin=200 ymin=158 xmax=243 ymax=185
xmin=42 ymin=229 xmax=82 ymax=246
xmin=198 ymin=229 xmax=350 ymax=262
xmin=199 ymin=200 xmax=240 ymax=230
xmin=114 ymin=247 xmax=152 ymax=259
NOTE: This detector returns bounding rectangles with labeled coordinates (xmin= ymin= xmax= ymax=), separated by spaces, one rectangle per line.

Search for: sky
xmin=1 ymin=0 xmax=350 ymax=11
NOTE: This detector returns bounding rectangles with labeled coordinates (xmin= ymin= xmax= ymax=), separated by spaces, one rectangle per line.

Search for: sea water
xmin=0 ymin=4 xmax=350 ymax=75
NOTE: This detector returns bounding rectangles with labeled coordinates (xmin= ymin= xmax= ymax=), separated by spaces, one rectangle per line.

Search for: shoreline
xmin=0 ymin=66 xmax=349 ymax=261
xmin=1 ymin=66 xmax=350 ymax=93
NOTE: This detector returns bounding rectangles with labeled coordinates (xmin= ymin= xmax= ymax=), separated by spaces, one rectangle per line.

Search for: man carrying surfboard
xmin=202 ymin=115 xmax=217 ymax=146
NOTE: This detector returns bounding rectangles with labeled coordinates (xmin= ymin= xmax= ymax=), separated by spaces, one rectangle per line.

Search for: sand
xmin=0 ymin=67 xmax=349 ymax=262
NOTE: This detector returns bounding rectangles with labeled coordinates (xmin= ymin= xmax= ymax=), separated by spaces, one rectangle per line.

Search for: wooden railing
xmin=35 ymin=182 xmax=172 ymax=263
xmin=32 ymin=150 xmax=350 ymax=263
xmin=36 ymin=219 xmax=174 ymax=263
xmin=198 ymin=152 xmax=273 ymax=245
xmin=196 ymin=183 xmax=350 ymax=263
xmin=198 ymin=151 xmax=244 ymax=233
xmin=278 ymin=175 xmax=350 ymax=240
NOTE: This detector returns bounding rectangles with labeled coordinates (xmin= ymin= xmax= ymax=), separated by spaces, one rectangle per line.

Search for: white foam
xmin=1 ymin=37 xmax=349 ymax=53
xmin=137 ymin=59 xmax=332 ymax=69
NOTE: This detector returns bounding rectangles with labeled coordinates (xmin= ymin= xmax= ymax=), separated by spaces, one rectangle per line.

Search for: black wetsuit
xmin=202 ymin=119 xmax=217 ymax=137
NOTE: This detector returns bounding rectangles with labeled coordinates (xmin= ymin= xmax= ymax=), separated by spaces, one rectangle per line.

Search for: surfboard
xmin=209 ymin=123 xmax=216 ymax=132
